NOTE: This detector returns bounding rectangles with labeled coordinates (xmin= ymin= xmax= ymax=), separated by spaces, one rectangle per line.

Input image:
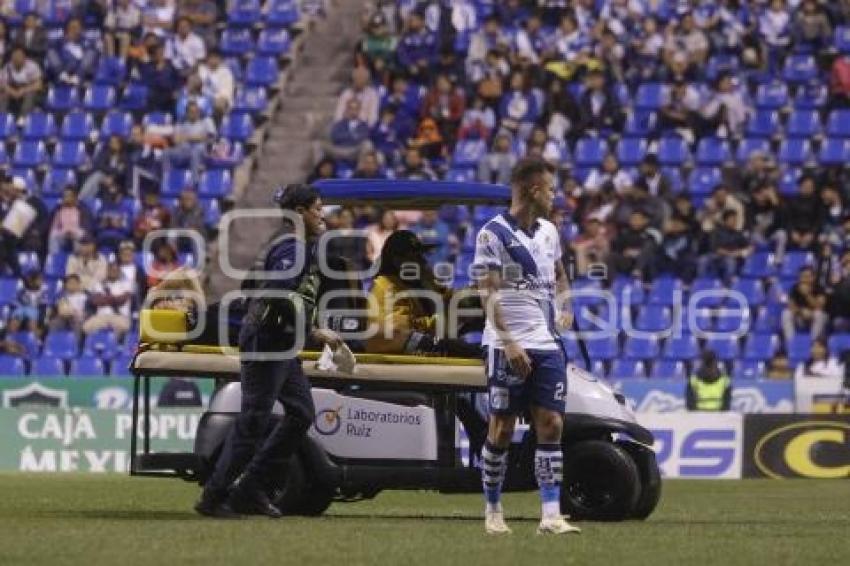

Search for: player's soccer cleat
xmin=484 ymin=510 xmax=512 ymax=534
xmin=537 ymin=515 xmax=581 ymax=535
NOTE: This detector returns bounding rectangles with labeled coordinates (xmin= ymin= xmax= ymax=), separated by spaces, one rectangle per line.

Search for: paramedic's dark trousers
xmin=206 ymin=357 xmax=315 ymax=495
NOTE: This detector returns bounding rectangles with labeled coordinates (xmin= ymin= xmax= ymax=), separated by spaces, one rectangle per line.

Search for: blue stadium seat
xmin=609 ymin=360 xmax=647 ymax=379
xmin=828 ymin=333 xmax=850 ymax=356
xmin=100 ymin=111 xmax=133 ymax=138
xmin=265 ymin=0 xmax=300 ymax=27
xmin=826 ymin=109 xmax=850 ymax=137
xmin=452 ymin=139 xmax=487 ymax=168
xmin=0 ymin=112 xmax=17 ymax=139
xmin=43 ymin=330 xmax=79 ymax=360
xmin=714 ymin=308 xmax=751 ymax=333
xmin=753 ymin=307 xmax=779 ymax=334
xmin=573 ymin=137 xmax=607 ymax=167
xmin=782 ymin=55 xmax=817 ymax=83
xmin=736 ymin=138 xmax=771 ymax=163
xmin=691 ymin=277 xmax=726 ymax=308
xmin=741 ymin=252 xmax=775 ymax=278
xmin=83 ymin=329 xmax=118 ymax=359
xmin=695 ymin=137 xmax=731 ymax=166
xmin=120 ymin=82 xmax=149 ymax=112
xmin=818 ymin=138 xmax=850 ymax=165
xmin=746 ymin=110 xmax=780 ymax=138
xmin=30 ymin=356 xmax=66 ymax=377
xmin=616 ymin=138 xmax=647 ymax=166
xmin=743 ymin=333 xmax=779 ymax=361
xmin=703 ymin=336 xmax=740 ymax=361
xmin=245 ymin=56 xmax=279 ymax=87
xmin=143 ymin=112 xmax=173 ymax=127
xmin=777 ymin=138 xmax=811 ymax=165
xmin=94 ymin=56 xmax=127 ymax=85
xmin=70 ymin=356 xmax=105 ymax=377
xmin=657 ymin=136 xmax=690 ymax=166
xmin=779 ymin=251 xmax=814 ymax=279
xmin=653 ymin=360 xmax=686 ymax=379
xmin=787 ymin=334 xmax=812 ymax=364
xmin=0 ymin=354 xmax=25 ymax=376
xmin=198 ymin=169 xmax=233 ymax=198
xmin=227 ymin=0 xmax=262 ymax=27
xmin=232 ymin=87 xmax=269 ymax=115
xmin=731 ymin=278 xmax=765 ymax=306
xmin=623 ymin=110 xmax=656 ymax=137
xmin=705 ymin=53 xmax=740 ymax=81
xmin=755 ymin=83 xmax=788 ymax=110
xmin=43 ymin=168 xmax=77 ymax=196
xmin=635 ymin=305 xmax=672 ymax=332
xmin=646 ymin=276 xmax=683 ymax=306
xmin=9 ymin=168 xmax=36 ymax=192
xmin=689 ymin=167 xmax=722 ymax=195
xmin=51 ymin=141 xmax=87 ymax=168
xmin=161 ymin=168 xmax=194 ymax=197
xmin=733 ymin=360 xmax=765 ymax=380
xmin=60 ymin=111 xmax=95 ymax=141
xmin=257 ymin=28 xmax=292 ymax=57
xmin=22 ymin=111 xmax=57 ymax=140
xmin=0 ymin=278 xmax=19 ymax=304
xmin=624 ymin=336 xmax=660 ymax=360
xmin=793 ymin=83 xmax=827 ymax=110
xmin=83 ymin=85 xmax=117 ymax=112
xmin=17 ymin=252 xmax=39 ymax=273
xmin=786 ymin=109 xmax=822 ymax=138
xmin=109 ymin=354 xmax=133 ymax=376
xmin=634 ymin=82 xmax=665 ymax=110
xmin=219 ymin=28 xmax=255 ymax=57
xmin=8 ymin=331 xmax=39 ymax=360
xmin=221 ymin=112 xmax=254 ymax=142
xmin=612 ymin=277 xmax=645 ymax=305
xmin=12 ymin=141 xmax=48 ymax=168
xmin=45 ymin=85 xmax=80 ymax=112
xmin=586 ymin=335 xmax=619 ymax=361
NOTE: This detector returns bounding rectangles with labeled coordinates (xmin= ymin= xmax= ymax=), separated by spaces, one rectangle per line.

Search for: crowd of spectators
xmin=311 ymin=0 xmax=850 ymax=380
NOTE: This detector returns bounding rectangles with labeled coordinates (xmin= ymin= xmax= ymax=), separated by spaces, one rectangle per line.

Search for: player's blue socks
xmin=535 ymin=443 xmax=563 ymax=518
xmin=481 ymin=440 xmax=508 ymax=512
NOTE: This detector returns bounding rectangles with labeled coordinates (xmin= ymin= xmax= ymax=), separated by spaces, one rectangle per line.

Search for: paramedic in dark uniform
xmin=195 ymin=184 xmax=342 ymax=518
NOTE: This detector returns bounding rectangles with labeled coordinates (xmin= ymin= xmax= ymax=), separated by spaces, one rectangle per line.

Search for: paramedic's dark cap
xmin=272 ymin=183 xmax=321 ymax=210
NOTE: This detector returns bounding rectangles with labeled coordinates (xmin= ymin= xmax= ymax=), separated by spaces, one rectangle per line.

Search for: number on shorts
xmin=554 ymin=382 xmax=565 ymax=401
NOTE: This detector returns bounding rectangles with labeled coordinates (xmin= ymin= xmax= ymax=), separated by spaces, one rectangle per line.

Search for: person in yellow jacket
xmin=686 ymin=349 xmax=733 ymax=411
xmin=366 ymin=230 xmax=481 ymax=357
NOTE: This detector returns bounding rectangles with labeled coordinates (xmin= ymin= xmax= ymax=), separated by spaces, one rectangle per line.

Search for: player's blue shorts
xmin=485 ymin=346 xmax=567 ymax=414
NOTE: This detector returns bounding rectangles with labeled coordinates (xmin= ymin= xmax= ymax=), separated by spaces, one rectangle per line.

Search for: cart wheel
xmin=561 ymin=440 xmax=641 ymax=521
xmin=269 ymin=455 xmax=307 ymax=515
xmin=618 ymin=441 xmax=662 ymax=520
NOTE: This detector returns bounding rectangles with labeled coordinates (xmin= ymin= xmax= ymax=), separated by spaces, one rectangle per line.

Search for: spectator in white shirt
xmin=164 ymin=101 xmax=216 ymax=183
xmin=334 ymin=66 xmax=380 ymax=128
xmin=198 ymin=50 xmax=234 ymax=117
xmin=142 ymin=0 xmax=176 ymax=38
xmin=49 ymin=274 xmax=89 ymax=336
xmin=0 ymin=47 xmax=42 ymax=118
xmin=105 ymin=0 xmax=142 ymax=58
xmin=166 ymin=17 xmax=207 ymax=77
xmin=83 ymin=262 xmax=133 ymax=338
xmin=702 ymin=72 xmax=753 ymax=138
xmin=795 ymin=339 xmax=843 ymax=379
xmin=583 ymin=153 xmax=633 ymax=195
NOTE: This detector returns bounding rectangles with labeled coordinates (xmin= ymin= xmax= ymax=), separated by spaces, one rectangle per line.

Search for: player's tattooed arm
xmin=555 ymin=259 xmax=573 ymax=330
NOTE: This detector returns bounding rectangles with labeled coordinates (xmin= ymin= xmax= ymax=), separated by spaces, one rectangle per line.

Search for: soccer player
xmin=473 ymin=158 xmax=580 ymax=535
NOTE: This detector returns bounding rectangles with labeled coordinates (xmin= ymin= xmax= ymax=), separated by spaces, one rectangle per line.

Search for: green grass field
xmin=0 ymin=475 xmax=847 ymax=566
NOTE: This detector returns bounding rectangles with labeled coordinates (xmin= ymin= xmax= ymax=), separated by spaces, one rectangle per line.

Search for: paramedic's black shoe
xmin=228 ymin=482 xmax=283 ymax=518
xmin=194 ymin=490 xmax=241 ymax=519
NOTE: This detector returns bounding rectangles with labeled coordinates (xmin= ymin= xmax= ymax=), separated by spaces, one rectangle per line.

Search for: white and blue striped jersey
xmin=473 ymin=212 xmax=562 ymax=351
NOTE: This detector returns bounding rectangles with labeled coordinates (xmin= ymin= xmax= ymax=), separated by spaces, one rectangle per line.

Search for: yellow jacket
xmin=366 ymin=275 xmax=448 ymax=353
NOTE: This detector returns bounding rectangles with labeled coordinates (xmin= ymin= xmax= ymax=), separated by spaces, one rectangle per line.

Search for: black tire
xmin=618 ymin=441 xmax=662 ymax=520
xmin=561 ymin=440 xmax=641 ymax=521
xmin=268 ymin=454 xmax=307 ymax=515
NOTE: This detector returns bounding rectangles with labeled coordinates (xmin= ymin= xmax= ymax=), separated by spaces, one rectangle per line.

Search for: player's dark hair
xmin=510 ymin=158 xmax=552 ymax=189
xmin=273 ymin=183 xmax=320 ymax=210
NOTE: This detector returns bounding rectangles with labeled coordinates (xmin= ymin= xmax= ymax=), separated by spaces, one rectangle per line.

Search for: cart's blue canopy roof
xmin=313 ymin=179 xmax=511 ymax=207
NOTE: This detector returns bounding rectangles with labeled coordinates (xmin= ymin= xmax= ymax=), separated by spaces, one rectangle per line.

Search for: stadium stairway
xmin=207 ymin=0 xmax=367 ymax=300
